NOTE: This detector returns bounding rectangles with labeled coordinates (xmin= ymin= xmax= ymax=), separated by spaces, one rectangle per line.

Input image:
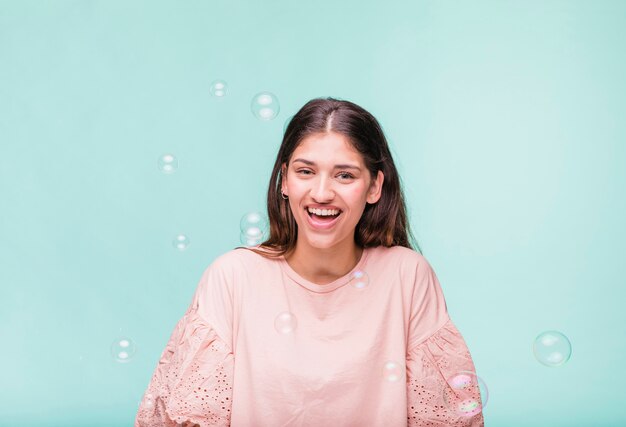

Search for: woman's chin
xmin=300 ymin=232 xmax=351 ymax=251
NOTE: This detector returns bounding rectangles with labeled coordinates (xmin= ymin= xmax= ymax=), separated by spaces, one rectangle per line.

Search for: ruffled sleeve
xmin=406 ymin=318 xmax=484 ymax=426
xmin=405 ymin=254 xmax=484 ymax=426
xmin=135 ymin=307 xmax=234 ymax=427
xmin=135 ymin=259 xmax=236 ymax=427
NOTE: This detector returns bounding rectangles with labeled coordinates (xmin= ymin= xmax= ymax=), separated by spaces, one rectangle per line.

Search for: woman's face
xmin=281 ymin=132 xmax=384 ymax=251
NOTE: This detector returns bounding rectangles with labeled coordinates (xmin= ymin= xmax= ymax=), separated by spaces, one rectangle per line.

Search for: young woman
xmin=135 ymin=97 xmax=484 ymax=426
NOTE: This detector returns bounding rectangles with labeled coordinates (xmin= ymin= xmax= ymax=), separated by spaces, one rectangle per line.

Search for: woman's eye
xmin=296 ymin=170 xmax=353 ymax=179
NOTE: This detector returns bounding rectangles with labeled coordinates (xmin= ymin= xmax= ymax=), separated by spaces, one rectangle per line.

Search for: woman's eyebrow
xmin=292 ymin=158 xmax=361 ymax=171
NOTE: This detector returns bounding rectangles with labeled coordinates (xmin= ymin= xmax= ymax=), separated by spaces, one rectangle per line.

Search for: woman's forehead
xmin=291 ymin=133 xmax=362 ymax=163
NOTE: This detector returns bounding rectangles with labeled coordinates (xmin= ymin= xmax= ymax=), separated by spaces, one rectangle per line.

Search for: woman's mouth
xmin=305 ymin=208 xmax=342 ymax=230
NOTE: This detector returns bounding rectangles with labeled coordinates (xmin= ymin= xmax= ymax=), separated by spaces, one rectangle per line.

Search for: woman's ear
xmin=366 ymin=170 xmax=384 ymax=204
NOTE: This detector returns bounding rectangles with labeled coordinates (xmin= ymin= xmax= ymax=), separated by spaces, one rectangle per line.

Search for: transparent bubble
xmin=533 ymin=330 xmax=572 ymax=367
xmin=239 ymin=211 xmax=268 ymax=246
xmin=140 ymin=393 xmax=155 ymax=410
xmin=209 ymin=79 xmax=228 ymax=97
xmin=349 ymin=270 xmax=370 ymax=289
xmin=251 ymin=91 xmax=280 ymax=121
xmin=382 ymin=361 xmax=404 ymax=382
xmin=111 ymin=337 xmax=137 ymax=363
xmin=243 ymin=226 xmax=263 ymax=239
xmin=274 ymin=311 xmax=297 ymax=334
xmin=240 ymin=230 xmax=263 ymax=247
xmin=442 ymin=371 xmax=488 ymax=417
xmin=240 ymin=211 xmax=267 ymax=232
xmin=158 ymin=153 xmax=178 ymax=174
xmin=173 ymin=234 xmax=190 ymax=251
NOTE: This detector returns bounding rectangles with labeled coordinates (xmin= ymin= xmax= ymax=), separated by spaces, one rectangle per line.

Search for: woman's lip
xmin=305 ymin=209 xmax=342 ymax=230
xmin=306 ymin=206 xmax=343 ymax=212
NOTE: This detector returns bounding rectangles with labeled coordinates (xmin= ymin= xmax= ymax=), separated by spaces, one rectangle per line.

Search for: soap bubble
xmin=442 ymin=371 xmax=488 ymax=417
xmin=172 ymin=234 xmax=190 ymax=251
xmin=382 ymin=361 xmax=404 ymax=382
xmin=209 ymin=79 xmax=228 ymax=97
xmin=240 ymin=211 xmax=268 ymax=246
xmin=349 ymin=270 xmax=369 ymax=289
xmin=240 ymin=211 xmax=267 ymax=233
xmin=140 ymin=393 xmax=155 ymax=410
xmin=158 ymin=153 xmax=178 ymax=174
xmin=240 ymin=229 xmax=263 ymax=247
xmin=274 ymin=311 xmax=297 ymax=334
xmin=533 ymin=330 xmax=572 ymax=367
xmin=251 ymin=91 xmax=280 ymax=120
xmin=111 ymin=337 xmax=137 ymax=363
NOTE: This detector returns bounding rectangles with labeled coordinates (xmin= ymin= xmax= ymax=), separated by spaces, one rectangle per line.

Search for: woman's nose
xmin=310 ymin=176 xmax=335 ymax=201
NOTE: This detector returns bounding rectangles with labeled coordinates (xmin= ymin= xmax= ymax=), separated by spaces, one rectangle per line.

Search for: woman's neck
xmin=284 ymin=242 xmax=364 ymax=285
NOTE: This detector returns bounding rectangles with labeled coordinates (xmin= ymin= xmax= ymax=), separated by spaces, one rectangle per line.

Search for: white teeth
xmin=307 ymin=207 xmax=341 ymax=216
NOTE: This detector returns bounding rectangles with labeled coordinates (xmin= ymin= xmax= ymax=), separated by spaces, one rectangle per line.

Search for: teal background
xmin=1 ymin=0 xmax=625 ymax=426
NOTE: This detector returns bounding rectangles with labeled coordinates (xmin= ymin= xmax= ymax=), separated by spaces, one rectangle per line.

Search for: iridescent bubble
xmin=349 ymin=270 xmax=369 ymax=289
xmin=158 ymin=153 xmax=178 ymax=174
xmin=173 ymin=234 xmax=190 ymax=251
xmin=442 ymin=371 xmax=488 ymax=417
xmin=209 ymin=79 xmax=228 ymax=97
xmin=382 ymin=361 xmax=404 ymax=382
xmin=240 ymin=211 xmax=267 ymax=232
xmin=274 ymin=311 xmax=297 ymax=334
xmin=251 ymin=91 xmax=280 ymax=120
xmin=140 ymin=393 xmax=155 ymax=410
xmin=240 ymin=229 xmax=263 ymax=247
xmin=240 ymin=211 xmax=268 ymax=245
xmin=111 ymin=336 xmax=137 ymax=363
xmin=533 ymin=330 xmax=572 ymax=367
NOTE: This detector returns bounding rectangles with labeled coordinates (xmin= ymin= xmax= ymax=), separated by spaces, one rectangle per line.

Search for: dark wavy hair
xmin=238 ymin=97 xmax=420 ymax=258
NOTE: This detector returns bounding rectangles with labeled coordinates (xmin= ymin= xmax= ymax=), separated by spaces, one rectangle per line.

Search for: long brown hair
xmin=237 ymin=97 xmax=421 ymax=259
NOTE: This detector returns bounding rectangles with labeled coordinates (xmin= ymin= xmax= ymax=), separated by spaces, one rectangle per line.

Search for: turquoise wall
xmin=1 ymin=1 xmax=625 ymax=425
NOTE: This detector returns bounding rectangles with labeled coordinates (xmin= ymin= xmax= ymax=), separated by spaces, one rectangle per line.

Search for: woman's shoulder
xmin=370 ymin=245 xmax=427 ymax=264
xmin=196 ymin=247 xmax=278 ymax=292
xmin=208 ymin=246 xmax=280 ymax=269
xmin=369 ymin=245 xmax=436 ymax=278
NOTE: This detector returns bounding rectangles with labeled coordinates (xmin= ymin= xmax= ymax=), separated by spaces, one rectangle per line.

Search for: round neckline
xmin=279 ymin=247 xmax=372 ymax=293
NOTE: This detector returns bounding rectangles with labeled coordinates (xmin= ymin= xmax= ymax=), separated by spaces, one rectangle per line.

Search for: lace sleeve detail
xmin=135 ymin=308 xmax=233 ymax=427
xmin=406 ymin=318 xmax=484 ymax=426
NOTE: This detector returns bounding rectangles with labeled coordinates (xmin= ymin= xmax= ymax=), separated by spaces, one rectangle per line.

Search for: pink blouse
xmin=135 ymin=245 xmax=484 ymax=426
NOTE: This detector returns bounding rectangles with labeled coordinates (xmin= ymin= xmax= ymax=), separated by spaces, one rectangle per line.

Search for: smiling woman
xmin=278 ymin=130 xmax=386 ymax=282
xmin=135 ymin=97 xmax=484 ymax=427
